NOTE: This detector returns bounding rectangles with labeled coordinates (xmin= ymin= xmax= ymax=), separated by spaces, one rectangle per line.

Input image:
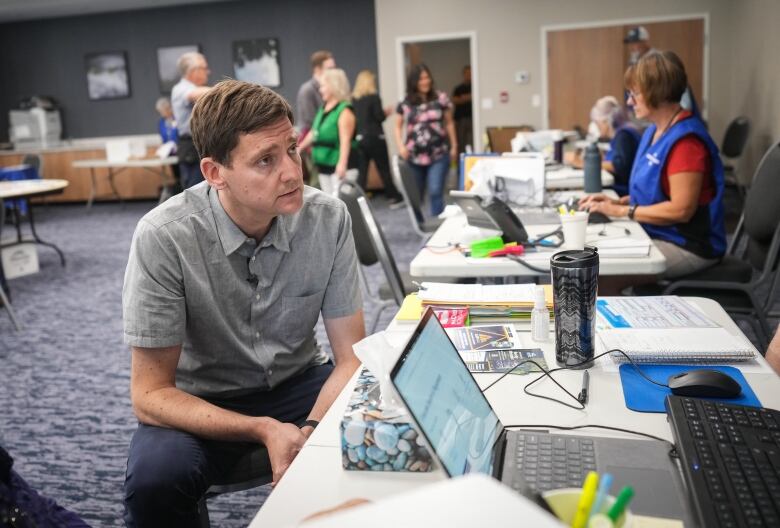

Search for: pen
xmin=578 ymin=370 xmax=590 ymax=404
xmin=607 ymin=486 xmax=634 ymax=523
xmin=572 ymin=471 xmax=599 ymax=528
xmin=588 ymin=473 xmax=613 ymax=521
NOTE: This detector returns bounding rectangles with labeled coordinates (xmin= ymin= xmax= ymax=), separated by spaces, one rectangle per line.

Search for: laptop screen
xmin=391 ymin=309 xmax=504 ymax=477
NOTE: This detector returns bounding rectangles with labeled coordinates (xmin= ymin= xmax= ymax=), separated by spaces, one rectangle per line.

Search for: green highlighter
xmin=606 ymin=486 xmax=634 ymax=523
xmin=470 ymin=236 xmax=505 ymax=258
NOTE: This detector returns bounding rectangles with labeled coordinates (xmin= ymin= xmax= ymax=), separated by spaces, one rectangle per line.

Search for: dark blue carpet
xmin=0 ymin=195 xmax=420 ymax=527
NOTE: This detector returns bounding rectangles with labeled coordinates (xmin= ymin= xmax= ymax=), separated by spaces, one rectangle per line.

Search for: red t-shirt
xmin=660 ymin=111 xmax=715 ymax=205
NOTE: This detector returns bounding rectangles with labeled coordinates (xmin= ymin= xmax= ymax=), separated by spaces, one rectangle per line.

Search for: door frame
xmin=540 ymin=13 xmax=710 ymax=129
xmin=395 ymin=31 xmax=481 ymax=151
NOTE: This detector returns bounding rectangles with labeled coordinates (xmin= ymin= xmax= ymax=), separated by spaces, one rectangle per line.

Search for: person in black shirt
xmin=351 ymin=70 xmax=403 ymax=204
xmin=452 ymin=65 xmax=473 ymax=154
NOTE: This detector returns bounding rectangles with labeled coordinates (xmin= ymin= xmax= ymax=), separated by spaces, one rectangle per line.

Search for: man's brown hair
xmin=310 ymin=50 xmax=333 ymax=71
xmin=191 ymin=80 xmax=294 ymax=166
xmin=624 ymin=50 xmax=688 ymax=109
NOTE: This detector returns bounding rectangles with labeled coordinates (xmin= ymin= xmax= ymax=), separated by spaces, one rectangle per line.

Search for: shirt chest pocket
xmin=279 ymin=290 xmax=326 ymax=348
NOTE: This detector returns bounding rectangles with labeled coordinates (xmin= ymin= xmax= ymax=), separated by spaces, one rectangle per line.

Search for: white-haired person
xmin=299 ymin=68 xmax=358 ymax=195
xmin=171 ymin=52 xmax=212 ymax=189
xmin=568 ymin=96 xmax=641 ymax=196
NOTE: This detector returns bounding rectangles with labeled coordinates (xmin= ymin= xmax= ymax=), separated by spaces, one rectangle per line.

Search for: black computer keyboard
xmin=665 ymin=395 xmax=780 ymax=528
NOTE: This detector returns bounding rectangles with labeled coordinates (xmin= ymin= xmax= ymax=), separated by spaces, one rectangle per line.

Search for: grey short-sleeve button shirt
xmin=122 ymin=182 xmax=362 ymax=398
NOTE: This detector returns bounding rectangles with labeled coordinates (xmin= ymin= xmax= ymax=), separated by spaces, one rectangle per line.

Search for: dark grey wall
xmin=0 ymin=0 xmax=377 ymax=141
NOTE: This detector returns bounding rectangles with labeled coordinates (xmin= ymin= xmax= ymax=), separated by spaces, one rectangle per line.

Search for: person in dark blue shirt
xmin=567 ymin=96 xmax=640 ymax=196
xmin=155 ymin=97 xmax=178 ymax=144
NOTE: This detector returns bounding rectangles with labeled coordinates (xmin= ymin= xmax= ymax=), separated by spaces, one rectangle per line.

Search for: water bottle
xmin=551 ymin=247 xmax=600 ymax=369
xmin=583 ymin=142 xmax=602 ymax=193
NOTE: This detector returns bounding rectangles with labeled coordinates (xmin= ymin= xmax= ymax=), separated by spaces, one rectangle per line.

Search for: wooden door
xmin=547 ymin=19 xmax=705 ymax=131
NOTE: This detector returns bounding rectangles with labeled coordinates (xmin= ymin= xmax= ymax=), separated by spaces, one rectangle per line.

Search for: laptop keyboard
xmin=513 ymin=431 xmax=598 ymax=491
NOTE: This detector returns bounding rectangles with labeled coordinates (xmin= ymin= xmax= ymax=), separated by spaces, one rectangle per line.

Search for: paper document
xmin=597 ymin=296 xmax=716 ymax=329
xmin=419 ymin=282 xmax=552 ymax=305
xmin=461 ymin=348 xmax=548 ymax=374
xmin=599 ymin=327 xmax=755 ymax=363
xmin=446 ymin=325 xmax=522 ymax=352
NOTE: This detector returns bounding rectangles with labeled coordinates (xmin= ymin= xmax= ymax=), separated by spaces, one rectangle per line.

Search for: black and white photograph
xmin=157 ymin=44 xmax=199 ymax=93
xmin=232 ymin=37 xmax=281 ymax=87
xmin=85 ymin=51 xmax=130 ymax=100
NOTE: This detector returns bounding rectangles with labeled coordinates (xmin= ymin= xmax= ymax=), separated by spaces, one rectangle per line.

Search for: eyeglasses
xmin=626 ymin=90 xmax=641 ymax=102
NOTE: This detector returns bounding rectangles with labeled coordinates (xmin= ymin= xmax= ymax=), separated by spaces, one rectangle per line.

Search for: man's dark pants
xmin=123 ymin=363 xmax=333 ymax=527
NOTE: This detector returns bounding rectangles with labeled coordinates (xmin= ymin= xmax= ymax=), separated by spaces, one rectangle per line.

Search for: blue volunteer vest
xmin=629 ymin=115 xmax=726 ymax=258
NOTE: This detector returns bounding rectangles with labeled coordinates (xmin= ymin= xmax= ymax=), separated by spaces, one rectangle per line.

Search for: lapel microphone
xmin=246 ymin=257 xmax=259 ymax=287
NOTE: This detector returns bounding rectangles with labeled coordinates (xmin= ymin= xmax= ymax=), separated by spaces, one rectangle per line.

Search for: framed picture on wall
xmin=157 ymin=44 xmax=199 ymax=93
xmin=85 ymin=51 xmax=130 ymax=100
xmin=232 ymin=38 xmax=281 ymax=87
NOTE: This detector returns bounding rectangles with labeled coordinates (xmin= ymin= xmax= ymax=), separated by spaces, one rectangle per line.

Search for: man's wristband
xmin=302 ymin=419 xmax=319 ymax=429
xmin=627 ymin=204 xmax=638 ymax=220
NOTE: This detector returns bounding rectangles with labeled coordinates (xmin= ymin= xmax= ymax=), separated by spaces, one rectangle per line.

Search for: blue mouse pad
xmin=618 ymin=364 xmax=761 ymax=413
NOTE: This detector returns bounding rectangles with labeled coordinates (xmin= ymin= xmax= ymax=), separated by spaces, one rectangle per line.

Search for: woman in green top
xmin=300 ymin=68 xmax=358 ymax=195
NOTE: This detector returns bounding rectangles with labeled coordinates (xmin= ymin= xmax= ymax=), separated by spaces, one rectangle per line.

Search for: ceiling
xmin=0 ymin=0 xmax=237 ymax=23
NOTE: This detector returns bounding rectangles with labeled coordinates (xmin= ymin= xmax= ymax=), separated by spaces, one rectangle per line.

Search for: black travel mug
xmin=550 ymin=247 xmax=599 ymax=368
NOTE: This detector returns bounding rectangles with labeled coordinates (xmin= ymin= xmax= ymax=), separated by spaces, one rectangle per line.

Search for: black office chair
xmin=721 ymin=116 xmax=751 ymax=195
xmin=337 ymin=181 xmax=414 ymax=332
xmin=390 ymin=155 xmax=442 ymax=238
xmin=660 ymin=140 xmax=780 ymax=349
xmin=197 ymin=445 xmax=272 ymax=527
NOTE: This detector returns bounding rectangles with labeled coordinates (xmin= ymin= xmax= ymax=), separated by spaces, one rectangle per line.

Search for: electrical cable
xmin=481 ymin=348 xmax=669 ymax=411
xmin=504 ymin=254 xmax=551 ymax=273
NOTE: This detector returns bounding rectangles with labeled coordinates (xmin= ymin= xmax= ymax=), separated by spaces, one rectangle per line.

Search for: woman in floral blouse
xmin=394 ymin=64 xmax=457 ymax=217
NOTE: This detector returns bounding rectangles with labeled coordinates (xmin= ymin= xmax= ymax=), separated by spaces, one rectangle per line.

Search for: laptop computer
xmin=390 ymin=308 xmax=694 ymax=522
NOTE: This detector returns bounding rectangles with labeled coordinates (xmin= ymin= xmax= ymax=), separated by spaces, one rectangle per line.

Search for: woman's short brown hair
xmin=624 ymin=50 xmax=688 ymax=109
xmin=190 ymin=80 xmax=294 ymax=166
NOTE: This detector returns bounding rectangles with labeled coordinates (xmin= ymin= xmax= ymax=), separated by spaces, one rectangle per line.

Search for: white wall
xmin=728 ymin=0 xmax=780 ymax=181
xmin=375 ymin=0 xmax=736 ymax=152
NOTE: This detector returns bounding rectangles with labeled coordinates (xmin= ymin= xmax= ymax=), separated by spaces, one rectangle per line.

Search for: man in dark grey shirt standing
xmin=122 ymin=80 xmax=365 ymax=526
xmin=296 ymin=50 xmax=335 ymax=184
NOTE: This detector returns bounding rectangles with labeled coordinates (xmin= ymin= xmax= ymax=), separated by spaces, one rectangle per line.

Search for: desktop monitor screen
xmin=391 ymin=309 xmax=504 ymax=477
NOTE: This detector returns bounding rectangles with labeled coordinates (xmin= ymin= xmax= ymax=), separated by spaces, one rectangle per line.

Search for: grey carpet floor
xmin=0 ymin=195 xmax=421 ymax=527
xmin=0 ymin=192 xmax=774 ymax=527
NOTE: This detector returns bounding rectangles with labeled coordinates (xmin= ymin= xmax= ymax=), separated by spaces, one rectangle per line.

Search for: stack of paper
xmin=416 ymin=282 xmax=553 ymax=324
xmin=591 ymin=237 xmax=651 ymax=258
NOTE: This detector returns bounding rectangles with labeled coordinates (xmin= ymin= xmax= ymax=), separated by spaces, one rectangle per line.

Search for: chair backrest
xmin=390 ymin=154 xmax=427 ymax=235
xmin=357 ymin=196 xmax=406 ymax=306
xmin=337 ymin=181 xmax=378 ymax=267
xmin=742 ymin=140 xmax=780 ymax=273
xmin=21 ymin=153 xmax=42 ymax=178
xmin=486 ymin=126 xmax=533 ymax=153
xmin=721 ymin=116 xmax=751 ymax=159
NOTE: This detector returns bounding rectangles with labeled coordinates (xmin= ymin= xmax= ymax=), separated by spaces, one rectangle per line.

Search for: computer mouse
xmin=667 ymin=369 xmax=742 ymax=399
xmin=588 ymin=211 xmax=612 ymax=224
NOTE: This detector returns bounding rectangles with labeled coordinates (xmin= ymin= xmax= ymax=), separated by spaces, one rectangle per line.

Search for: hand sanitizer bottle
xmin=531 ymin=286 xmax=550 ymax=342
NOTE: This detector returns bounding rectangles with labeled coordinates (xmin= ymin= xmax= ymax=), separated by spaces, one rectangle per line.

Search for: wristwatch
xmin=302 ymin=419 xmax=319 ymax=429
xmin=627 ymin=204 xmax=638 ymax=220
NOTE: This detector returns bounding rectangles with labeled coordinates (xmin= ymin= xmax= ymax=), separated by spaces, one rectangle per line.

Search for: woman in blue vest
xmin=299 ymin=68 xmax=358 ymax=195
xmin=568 ymin=96 xmax=640 ymax=196
xmin=580 ymin=51 xmax=725 ymax=278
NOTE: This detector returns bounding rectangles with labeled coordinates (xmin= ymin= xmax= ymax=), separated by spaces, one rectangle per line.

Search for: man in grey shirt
xmin=122 ymin=80 xmax=365 ymax=526
xmin=171 ymin=51 xmax=212 ymax=189
xmin=296 ymin=50 xmax=335 ymax=184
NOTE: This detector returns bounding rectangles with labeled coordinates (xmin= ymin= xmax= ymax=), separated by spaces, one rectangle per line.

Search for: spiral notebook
xmin=599 ymin=327 xmax=756 ymax=363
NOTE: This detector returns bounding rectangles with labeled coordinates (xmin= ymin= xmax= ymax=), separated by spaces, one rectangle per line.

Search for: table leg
xmin=25 ymin=199 xmax=65 ymax=267
xmin=0 ymin=201 xmax=23 ymax=331
xmin=87 ymin=168 xmax=97 ymax=209
xmin=107 ymin=168 xmax=122 ymax=202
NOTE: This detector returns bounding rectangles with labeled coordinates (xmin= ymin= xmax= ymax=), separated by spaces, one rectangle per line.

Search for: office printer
xmin=9 ymin=96 xmax=62 ymax=149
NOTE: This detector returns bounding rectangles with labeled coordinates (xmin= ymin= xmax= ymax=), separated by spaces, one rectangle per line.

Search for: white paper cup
xmin=560 ymin=212 xmax=589 ymax=250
